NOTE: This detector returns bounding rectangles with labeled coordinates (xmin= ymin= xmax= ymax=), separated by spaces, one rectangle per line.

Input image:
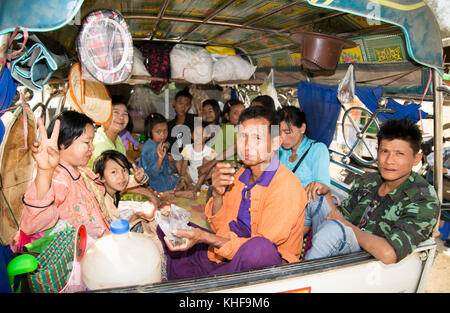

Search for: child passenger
xmin=197 ymin=99 xmax=245 ymax=179
xmin=179 ymin=123 xmax=215 ymax=195
xmin=93 ymin=150 xmax=156 ymax=226
xmin=139 ymin=113 xmax=196 ymax=200
xmin=93 ymin=150 xmax=163 ymax=253
xmin=201 ymin=99 xmax=221 ymax=126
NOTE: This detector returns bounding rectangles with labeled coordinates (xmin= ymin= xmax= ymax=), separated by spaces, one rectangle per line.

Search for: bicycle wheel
xmin=341 ymin=106 xmax=380 ymax=166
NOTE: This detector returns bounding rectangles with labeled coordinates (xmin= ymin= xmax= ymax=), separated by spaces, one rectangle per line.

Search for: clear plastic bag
xmin=337 ymin=64 xmax=355 ymax=104
xmin=154 ymin=204 xmax=192 ymax=246
xmin=127 ymin=85 xmax=158 ymax=133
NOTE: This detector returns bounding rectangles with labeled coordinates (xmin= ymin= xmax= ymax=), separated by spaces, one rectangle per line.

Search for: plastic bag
xmin=212 ymin=55 xmax=256 ymax=82
xmin=154 ymin=204 xmax=192 ymax=246
xmin=170 ymin=44 xmax=213 ymax=84
xmin=127 ymin=85 xmax=158 ymax=133
xmin=260 ymin=69 xmax=281 ymax=109
xmin=337 ymin=64 xmax=355 ymax=104
xmin=125 ymin=47 xmax=152 ymax=85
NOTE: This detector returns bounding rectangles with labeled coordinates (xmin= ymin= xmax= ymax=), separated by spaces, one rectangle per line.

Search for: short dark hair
xmin=175 ymin=87 xmax=193 ymax=101
xmin=47 ymin=110 xmax=94 ymax=150
xmin=278 ymin=106 xmax=306 ymax=129
xmin=238 ymin=105 xmax=280 ymax=138
xmin=252 ymin=95 xmax=275 ymax=112
xmin=377 ymin=118 xmax=422 ymax=154
xmin=93 ymin=150 xmax=132 ymax=179
xmin=144 ymin=112 xmax=167 ymax=139
xmin=111 ymin=95 xmax=127 ymax=105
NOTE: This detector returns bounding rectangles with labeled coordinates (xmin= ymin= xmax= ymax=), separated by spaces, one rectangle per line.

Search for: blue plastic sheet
xmin=297 ymin=81 xmax=428 ymax=148
xmin=298 ymin=81 xmax=342 ymax=147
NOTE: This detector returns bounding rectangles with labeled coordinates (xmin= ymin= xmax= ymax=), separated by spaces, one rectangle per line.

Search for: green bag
xmin=26 ymin=225 xmax=86 ymax=293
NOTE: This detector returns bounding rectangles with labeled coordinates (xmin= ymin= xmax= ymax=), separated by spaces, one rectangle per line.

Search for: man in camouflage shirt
xmin=304 ymin=119 xmax=439 ymax=264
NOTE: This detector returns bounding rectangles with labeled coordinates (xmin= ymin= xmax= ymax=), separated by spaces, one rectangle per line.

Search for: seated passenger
xmin=93 ymin=149 xmax=162 ymax=253
xmin=119 ymin=118 xmax=143 ymax=154
xmin=197 ymin=99 xmax=245 ymax=178
xmin=179 ymin=123 xmax=215 ymax=195
xmin=93 ymin=149 xmax=155 ymax=225
xmin=19 ymin=112 xmax=110 ymax=241
xmin=167 ymin=88 xmax=197 ymax=160
xmin=139 ymin=113 xmax=195 ymax=200
xmin=157 ymin=106 xmax=307 ymax=280
xmin=278 ymin=106 xmax=331 ymax=205
xmin=86 ymin=96 xmax=129 ymax=170
xmin=201 ymin=99 xmax=222 ymax=126
xmin=304 ymin=119 xmax=439 ymax=264
xmin=250 ymin=95 xmax=276 ymax=112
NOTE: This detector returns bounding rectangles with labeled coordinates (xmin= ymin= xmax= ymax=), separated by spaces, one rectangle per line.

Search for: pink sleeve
xmin=20 ymin=180 xmax=66 ymax=235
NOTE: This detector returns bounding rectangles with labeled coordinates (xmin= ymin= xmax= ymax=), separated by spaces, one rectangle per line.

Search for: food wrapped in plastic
xmin=212 ymin=55 xmax=256 ymax=82
xmin=154 ymin=204 xmax=192 ymax=246
xmin=170 ymin=44 xmax=213 ymax=84
xmin=337 ymin=64 xmax=355 ymax=104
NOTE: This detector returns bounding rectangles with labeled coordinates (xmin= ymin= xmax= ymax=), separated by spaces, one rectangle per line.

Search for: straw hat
xmin=290 ymin=31 xmax=356 ymax=71
xmin=0 ymin=105 xmax=35 ymax=245
xmin=77 ymin=9 xmax=133 ymax=85
xmin=67 ymin=62 xmax=112 ymax=125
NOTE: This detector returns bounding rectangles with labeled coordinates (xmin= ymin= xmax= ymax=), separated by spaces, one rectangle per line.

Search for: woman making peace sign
xmin=17 ymin=111 xmax=114 ymax=247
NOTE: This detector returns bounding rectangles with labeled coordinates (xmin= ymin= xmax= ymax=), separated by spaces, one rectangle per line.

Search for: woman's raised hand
xmin=32 ymin=117 xmax=60 ymax=172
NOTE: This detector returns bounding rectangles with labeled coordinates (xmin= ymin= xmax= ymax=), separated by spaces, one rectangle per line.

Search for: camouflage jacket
xmin=339 ymin=171 xmax=439 ymax=262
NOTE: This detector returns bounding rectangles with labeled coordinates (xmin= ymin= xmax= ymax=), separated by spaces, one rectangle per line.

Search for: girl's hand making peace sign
xmin=32 ymin=117 xmax=60 ymax=172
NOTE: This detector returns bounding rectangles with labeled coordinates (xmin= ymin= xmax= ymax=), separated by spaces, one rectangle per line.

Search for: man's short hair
xmin=252 ymin=95 xmax=276 ymax=112
xmin=175 ymin=87 xmax=193 ymax=101
xmin=377 ymin=118 xmax=422 ymax=154
xmin=238 ymin=106 xmax=280 ymax=139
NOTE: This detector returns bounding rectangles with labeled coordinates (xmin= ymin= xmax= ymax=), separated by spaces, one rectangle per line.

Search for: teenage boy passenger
xmin=157 ymin=106 xmax=307 ymax=280
xmin=304 ymin=119 xmax=439 ymax=264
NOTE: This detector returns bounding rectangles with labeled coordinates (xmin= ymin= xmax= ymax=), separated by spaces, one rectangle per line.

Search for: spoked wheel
xmin=341 ymin=106 xmax=380 ymax=166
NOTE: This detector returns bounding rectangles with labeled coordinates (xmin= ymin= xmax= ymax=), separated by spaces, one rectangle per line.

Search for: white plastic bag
xmin=126 ymin=47 xmax=151 ymax=85
xmin=212 ymin=55 xmax=256 ymax=81
xmin=338 ymin=64 xmax=355 ymax=104
xmin=154 ymin=204 xmax=192 ymax=246
xmin=170 ymin=44 xmax=213 ymax=84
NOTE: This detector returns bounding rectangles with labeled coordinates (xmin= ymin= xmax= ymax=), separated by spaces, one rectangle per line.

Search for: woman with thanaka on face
xmin=19 ymin=111 xmax=110 ymax=242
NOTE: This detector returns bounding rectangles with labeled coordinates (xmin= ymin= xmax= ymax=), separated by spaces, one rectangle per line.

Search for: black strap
xmin=292 ymin=141 xmax=316 ymax=174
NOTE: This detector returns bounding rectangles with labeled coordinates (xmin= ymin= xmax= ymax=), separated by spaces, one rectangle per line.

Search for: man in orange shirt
xmin=157 ymin=106 xmax=307 ymax=280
